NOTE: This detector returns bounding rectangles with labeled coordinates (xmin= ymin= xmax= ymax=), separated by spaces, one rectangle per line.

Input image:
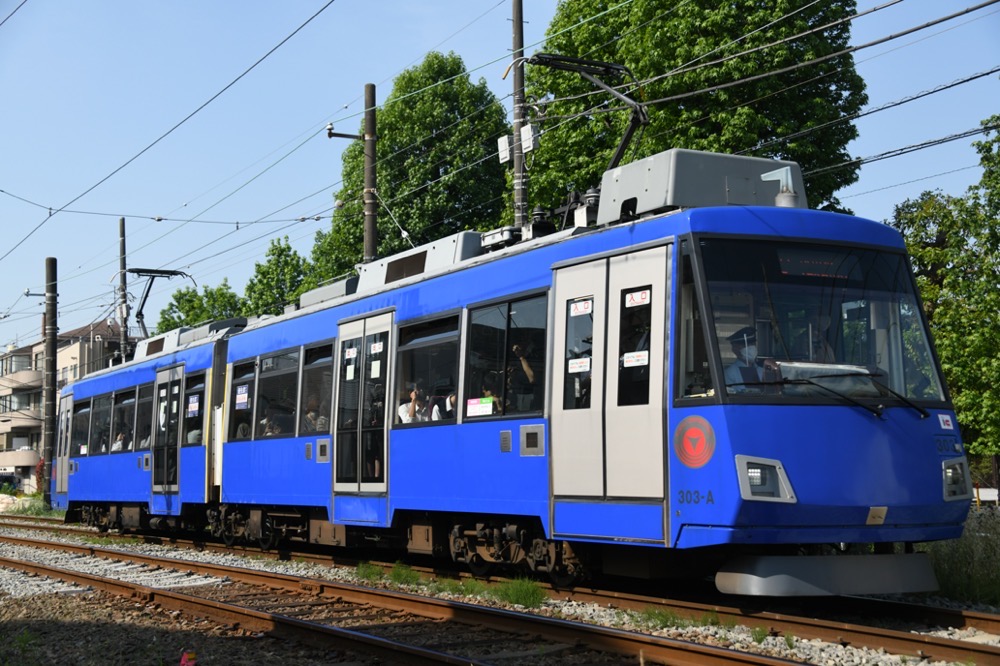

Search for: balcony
xmin=0 ymin=369 xmax=43 ymax=397
xmin=0 ymin=410 xmax=41 ymax=431
xmin=0 ymin=447 xmax=40 ymax=472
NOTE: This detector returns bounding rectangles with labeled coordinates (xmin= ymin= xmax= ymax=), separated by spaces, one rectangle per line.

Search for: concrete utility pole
xmin=42 ymin=257 xmax=56 ymax=509
xmin=512 ymin=0 xmax=528 ymax=228
xmin=119 ymin=217 xmax=128 ymax=362
xmin=328 ymin=83 xmax=378 ymax=263
xmin=363 ymin=83 xmax=378 ymax=263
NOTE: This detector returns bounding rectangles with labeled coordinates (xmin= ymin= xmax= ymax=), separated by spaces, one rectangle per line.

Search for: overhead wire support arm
xmin=527 ymin=53 xmax=649 ymax=170
xmin=127 ymin=268 xmax=196 ymax=339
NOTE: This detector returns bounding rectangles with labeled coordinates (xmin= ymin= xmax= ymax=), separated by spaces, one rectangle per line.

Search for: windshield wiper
xmin=780 ymin=376 xmax=884 ymax=418
xmin=726 ymin=376 xmax=883 ymax=418
xmin=811 ymin=371 xmax=931 ymax=419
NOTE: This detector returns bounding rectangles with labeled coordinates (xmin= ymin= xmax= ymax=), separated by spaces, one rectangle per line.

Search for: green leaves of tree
xmin=526 ymin=0 xmax=867 ymax=212
xmin=891 ymin=116 xmax=1000 ymax=455
xmin=156 ymin=279 xmax=243 ymax=334
xmin=318 ymin=51 xmax=508 ymax=280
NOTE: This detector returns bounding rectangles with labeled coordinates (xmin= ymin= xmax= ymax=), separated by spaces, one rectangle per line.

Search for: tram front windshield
xmin=699 ymin=238 xmax=945 ymax=403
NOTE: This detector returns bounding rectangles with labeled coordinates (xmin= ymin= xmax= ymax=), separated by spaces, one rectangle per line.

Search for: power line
xmin=804 ymin=124 xmax=998 ymax=178
xmin=0 ymin=0 xmax=339 ymax=268
xmin=0 ymin=0 xmax=27 ymax=29
xmin=840 ymin=165 xmax=980 ymax=200
xmin=5 ymin=3 xmax=993 ymax=342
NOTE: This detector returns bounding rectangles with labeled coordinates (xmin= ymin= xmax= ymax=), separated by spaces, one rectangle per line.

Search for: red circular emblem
xmin=673 ymin=415 xmax=715 ymax=468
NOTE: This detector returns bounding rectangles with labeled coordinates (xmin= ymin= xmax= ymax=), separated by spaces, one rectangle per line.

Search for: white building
xmin=0 ymin=320 xmax=130 ymax=492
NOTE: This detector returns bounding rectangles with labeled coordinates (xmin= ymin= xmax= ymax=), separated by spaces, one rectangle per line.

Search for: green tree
xmin=890 ymin=116 xmax=1000 ymax=456
xmin=243 ymin=237 xmax=309 ymax=317
xmin=156 ymin=279 xmax=243 ymax=334
xmin=313 ymin=51 xmax=509 ymax=281
xmin=527 ymin=0 xmax=866 ymax=212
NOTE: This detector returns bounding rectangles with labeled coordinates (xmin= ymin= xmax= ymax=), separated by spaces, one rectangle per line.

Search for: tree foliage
xmin=156 ymin=279 xmax=243 ymax=334
xmin=313 ymin=51 xmax=509 ymax=281
xmin=526 ymin=0 xmax=867 ymax=212
xmin=243 ymin=237 xmax=309 ymax=317
xmin=890 ymin=116 xmax=1000 ymax=455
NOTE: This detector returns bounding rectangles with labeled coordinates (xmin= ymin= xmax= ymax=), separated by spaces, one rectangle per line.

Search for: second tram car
xmin=53 ymin=149 xmax=973 ymax=595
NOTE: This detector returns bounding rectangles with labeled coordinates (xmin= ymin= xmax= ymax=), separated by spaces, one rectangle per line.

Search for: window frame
xmin=394 ymin=314 xmax=460 ymax=428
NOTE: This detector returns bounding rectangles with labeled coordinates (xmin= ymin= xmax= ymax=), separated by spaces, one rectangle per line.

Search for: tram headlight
xmin=747 ymin=463 xmax=768 ymax=487
xmin=736 ymin=455 xmax=796 ymax=503
xmin=942 ymin=458 xmax=972 ymax=500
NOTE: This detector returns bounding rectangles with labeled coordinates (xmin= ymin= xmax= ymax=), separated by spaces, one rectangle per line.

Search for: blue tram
xmin=53 ymin=149 xmax=972 ymax=595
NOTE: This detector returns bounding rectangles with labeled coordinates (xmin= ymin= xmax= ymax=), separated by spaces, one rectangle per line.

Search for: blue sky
xmin=0 ymin=1 xmax=996 ymax=349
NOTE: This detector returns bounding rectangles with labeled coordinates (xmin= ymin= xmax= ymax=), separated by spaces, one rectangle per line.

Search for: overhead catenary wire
xmin=3 ymin=2 xmax=992 ymax=343
xmin=0 ymin=0 xmax=28 ymax=29
xmin=6 ymin=1 xmax=636 ymax=302
xmin=0 ymin=0 xmax=339 ymax=269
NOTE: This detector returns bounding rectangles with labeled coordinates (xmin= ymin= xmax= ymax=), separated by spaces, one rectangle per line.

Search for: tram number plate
xmin=676 ymin=489 xmax=714 ymax=505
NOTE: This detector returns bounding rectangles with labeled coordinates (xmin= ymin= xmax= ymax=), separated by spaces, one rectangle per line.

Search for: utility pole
xmin=512 ymin=0 xmax=528 ymax=228
xmin=363 ymin=83 xmax=378 ymax=263
xmin=328 ymin=83 xmax=378 ymax=263
xmin=42 ymin=257 xmax=56 ymax=510
xmin=119 ymin=217 xmax=128 ymax=363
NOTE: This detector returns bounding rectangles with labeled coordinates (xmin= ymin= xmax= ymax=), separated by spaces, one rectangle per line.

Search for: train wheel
xmin=467 ymin=555 xmax=493 ymax=579
xmin=548 ymin=567 xmax=578 ymax=588
xmin=258 ymin=515 xmax=276 ymax=551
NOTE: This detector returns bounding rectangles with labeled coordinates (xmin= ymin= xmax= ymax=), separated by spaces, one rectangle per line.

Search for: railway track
xmin=2 ymin=518 xmax=998 ymax=664
xmin=0 ymin=534 xmax=797 ymax=665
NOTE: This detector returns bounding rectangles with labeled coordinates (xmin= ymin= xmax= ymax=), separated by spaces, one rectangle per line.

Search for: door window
xmin=563 ymin=298 xmax=594 ymax=410
xmin=153 ymin=379 xmax=181 ymax=487
xmin=617 ymin=286 xmax=652 ymax=406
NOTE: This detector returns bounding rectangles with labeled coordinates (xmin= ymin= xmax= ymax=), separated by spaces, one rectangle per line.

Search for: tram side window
xmin=111 ymin=389 xmax=135 ymax=452
xmin=395 ymin=316 xmax=459 ymax=425
xmin=300 ymin=344 xmax=333 ymax=435
xmin=465 ymin=294 xmax=547 ymax=418
xmin=563 ymin=297 xmax=594 ymax=410
xmin=71 ymin=402 xmax=91 ymax=457
xmin=618 ymin=286 xmax=652 ymax=406
xmin=182 ymin=373 xmax=206 ymax=446
xmin=229 ymin=361 xmax=256 ymax=441
xmin=135 ymin=384 xmax=154 ymax=449
xmin=256 ymin=350 xmax=299 ymax=438
xmin=89 ymin=395 xmax=112 ymax=455
xmin=677 ymin=252 xmax=713 ymax=399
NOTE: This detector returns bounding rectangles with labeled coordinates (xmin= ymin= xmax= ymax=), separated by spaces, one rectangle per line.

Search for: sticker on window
xmin=570 ymin=299 xmax=593 ymax=317
xmin=467 ymin=397 xmax=495 ymax=417
xmin=568 ymin=357 xmax=591 ymax=373
xmin=623 ymin=351 xmax=649 ymax=367
xmin=345 ymin=347 xmax=358 ymax=359
xmin=625 ymin=289 xmax=651 ymax=308
xmin=235 ymin=384 xmax=249 ymax=410
xmin=370 ymin=341 xmax=384 ymax=355
xmin=187 ymin=395 xmax=200 ymax=417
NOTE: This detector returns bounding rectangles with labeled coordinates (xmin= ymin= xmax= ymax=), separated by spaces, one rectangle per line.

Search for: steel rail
xmin=0 ymin=536 xmax=798 ymax=665
xmin=2 ymin=527 xmax=997 ymax=664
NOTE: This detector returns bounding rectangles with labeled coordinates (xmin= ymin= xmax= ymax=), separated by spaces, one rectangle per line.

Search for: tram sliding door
xmin=334 ymin=312 xmax=392 ymax=495
xmin=56 ymin=395 xmax=72 ymax=494
xmin=152 ymin=366 xmax=183 ymax=495
xmin=551 ymin=245 xmax=669 ymax=499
